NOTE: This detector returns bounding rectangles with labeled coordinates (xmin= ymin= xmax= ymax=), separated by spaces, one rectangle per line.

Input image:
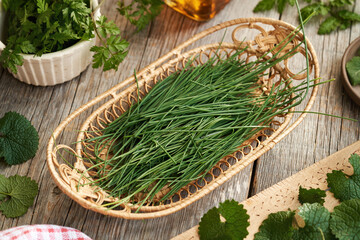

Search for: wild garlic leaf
xmin=346 ymin=56 xmax=360 ymax=86
xmin=0 ymin=112 xmax=39 ymax=165
xmin=198 ymin=200 xmax=249 ymax=240
xmin=298 ymin=186 xmax=326 ymax=205
xmin=330 ymin=199 xmax=360 ymax=240
xmin=0 ymin=174 xmax=39 ymax=218
xmin=254 ymin=211 xmax=295 ymax=240
xmin=327 ymin=153 xmax=360 ymax=201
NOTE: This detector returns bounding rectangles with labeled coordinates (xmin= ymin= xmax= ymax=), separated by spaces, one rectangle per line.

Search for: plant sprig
xmin=0 ymin=0 xmax=129 ymax=73
xmin=253 ymin=0 xmax=360 ymax=34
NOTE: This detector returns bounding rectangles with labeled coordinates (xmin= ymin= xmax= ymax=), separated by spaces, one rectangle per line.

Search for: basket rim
xmin=47 ymin=17 xmax=320 ymax=220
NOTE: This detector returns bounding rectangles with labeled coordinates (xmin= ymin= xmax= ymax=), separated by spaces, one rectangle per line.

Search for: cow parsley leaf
xmin=298 ymin=186 xmax=326 ymax=205
xmin=117 ymin=0 xmax=163 ymax=31
xmin=254 ymin=211 xmax=295 ymax=240
xmin=198 ymin=200 xmax=249 ymax=240
xmin=91 ymin=16 xmax=129 ymax=71
xmin=330 ymin=199 xmax=360 ymax=239
xmin=0 ymin=112 xmax=39 ymax=165
xmin=0 ymin=174 xmax=39 ymax=218
xmin=327 ymin=153 xmax=360 ymax=201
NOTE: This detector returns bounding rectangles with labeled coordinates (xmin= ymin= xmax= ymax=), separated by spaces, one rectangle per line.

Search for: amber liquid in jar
xmin=164 ymin=0 xmax=230 ymax=21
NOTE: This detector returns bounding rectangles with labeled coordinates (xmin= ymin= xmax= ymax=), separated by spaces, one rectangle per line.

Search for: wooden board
xmin=173 ymin=140 xmax=360 ymax=240
xmin=0 ymin=0 xmax=359 ymax=239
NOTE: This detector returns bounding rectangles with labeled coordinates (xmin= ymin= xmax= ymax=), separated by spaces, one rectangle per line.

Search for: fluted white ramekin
xmin=0 ymin=0 xmax=100 ymax=86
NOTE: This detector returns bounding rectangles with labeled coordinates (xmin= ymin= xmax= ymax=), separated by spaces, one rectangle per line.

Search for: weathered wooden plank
xmin=1 ymin=0 xmax=358 ymax=239
xmin=253 ymin=1 xmax=360 ymax=196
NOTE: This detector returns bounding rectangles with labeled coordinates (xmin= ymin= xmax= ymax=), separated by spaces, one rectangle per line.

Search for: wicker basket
xmin=47 ymin=18 xmax=319 ymax=219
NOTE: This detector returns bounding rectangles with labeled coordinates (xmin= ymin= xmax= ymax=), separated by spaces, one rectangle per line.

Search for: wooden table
xmin=0 ymin=1 xmax=359 ymax=239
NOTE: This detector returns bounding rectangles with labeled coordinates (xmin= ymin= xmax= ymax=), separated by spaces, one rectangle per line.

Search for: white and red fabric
xmin=0 ymin=224 xmax=92 ymax=240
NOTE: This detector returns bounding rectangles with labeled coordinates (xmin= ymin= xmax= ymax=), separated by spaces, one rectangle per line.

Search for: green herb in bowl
xmin=0 ymin=0 xmax=129 ymax=86
xmin=346 ymin=54 xmax=360 ymax=86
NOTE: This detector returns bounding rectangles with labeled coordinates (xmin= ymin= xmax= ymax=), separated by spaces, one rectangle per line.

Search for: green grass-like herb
xmin=80 ymin=39 xmax=314 ymax=210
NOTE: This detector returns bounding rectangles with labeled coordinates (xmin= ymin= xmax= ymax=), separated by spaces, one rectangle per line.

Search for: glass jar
xmin=164 ymin=0 xmax=230 ymax=21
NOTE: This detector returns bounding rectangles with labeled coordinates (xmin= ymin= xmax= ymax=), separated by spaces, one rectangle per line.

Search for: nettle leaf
xmin=254 ymin=211 xmax=295 ymax=240
xmin=0 ymin=112 xmax=39 ymax=165
xmin=0 ymin=174 xmax=39 ymax=218
xmin=346 ymin=57 xmax=360 ymax=86
xmin=327 ymin=153 xmax=360 ymax=201
xmin=330 ymin=199 xmax=360 ymax=239
xmin=318 ymin=16 xmax=341 ymax=34
xmin=297 ymin=203 xmax=335 ymax=239
xmin=198 ymin=200 xmax=249 ymax=240
xmin=293 ymin=226 xmax=323 ymax=240
xmin=253 ymin=0 xmax=276 ymax=12
xmin=298 ymin=186 xmax=326 ymax=205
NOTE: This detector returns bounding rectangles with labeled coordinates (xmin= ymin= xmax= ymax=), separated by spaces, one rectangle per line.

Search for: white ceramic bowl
xmin=0 ymin=0 xmax=100 ymax=86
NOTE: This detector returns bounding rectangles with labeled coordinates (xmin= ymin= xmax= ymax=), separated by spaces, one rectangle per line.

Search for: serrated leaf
xmin=198 ymin=200 xmax=249 ymax=240
xmin=338 ymin=10 xmax=360 ymax=21
xmin=0 ymin=174 xmax=39 ymax=218
xmin=0 ymin=112 xmax=39 ymax=165
xmin=198 ymin=207 xmax=230 ymax=240
xmin=300 ymin=3 xmax=329 ymax=20
xmin=318 ymin=16 xmax=341 ymax=34
xmin=0 ymin=175 xmax=9 ymax=201
xmin=339 ymin=20 xmax=351 ymax=30
xmin=219 ymin=200 xmax=250 ymax=240
xmin=277 ymin=0 xmax=287 ymax=14
xmin=253 ymin=0 xmax=276 ymax=12
xmin=327 ymin=153 xmax=360 ymax=201
xmin=330 ymin=199 xmax=360 ymax=240
xmin=117 ymin=0 xmax=163 ymax=31
xmin=330 ymin=0 xmax=353 ymax=7
xmin=254 ymin=211 xmax=295 ymax=240
xmin=298 ymin=186 xmax=326 ymax=205
xmin=298 ymin=203 xmax=335 ymax=239
xmin=346 ymin=56 xmax=360 ymax=86
xmin=293 ymin=226 xmax=323 ymax=240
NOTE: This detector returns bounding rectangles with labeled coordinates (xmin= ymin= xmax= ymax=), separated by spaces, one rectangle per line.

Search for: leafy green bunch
xmin=198 ymin=153 xmax=360 ymax=240
xmin=253 ymin=0 xmax=360 ymax=34
xmin=0 ymin=0 xmax=128 ymax=74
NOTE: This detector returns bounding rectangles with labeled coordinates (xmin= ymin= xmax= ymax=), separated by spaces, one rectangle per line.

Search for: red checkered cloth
xmin=0 ymin=225 xmax=92 ymax=240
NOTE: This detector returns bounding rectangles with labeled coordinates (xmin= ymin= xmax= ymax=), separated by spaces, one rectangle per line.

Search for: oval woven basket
xmin=47 ymin=18 xmax=320 ymax=219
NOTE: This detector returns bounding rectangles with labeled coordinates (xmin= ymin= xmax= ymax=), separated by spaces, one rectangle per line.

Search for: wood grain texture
xmin=0 ymin=0 xmax=358 ymax=239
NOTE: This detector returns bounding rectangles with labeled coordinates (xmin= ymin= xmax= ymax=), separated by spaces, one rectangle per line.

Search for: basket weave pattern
xmin=47 ymin=18 xmax=319 ymax=219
